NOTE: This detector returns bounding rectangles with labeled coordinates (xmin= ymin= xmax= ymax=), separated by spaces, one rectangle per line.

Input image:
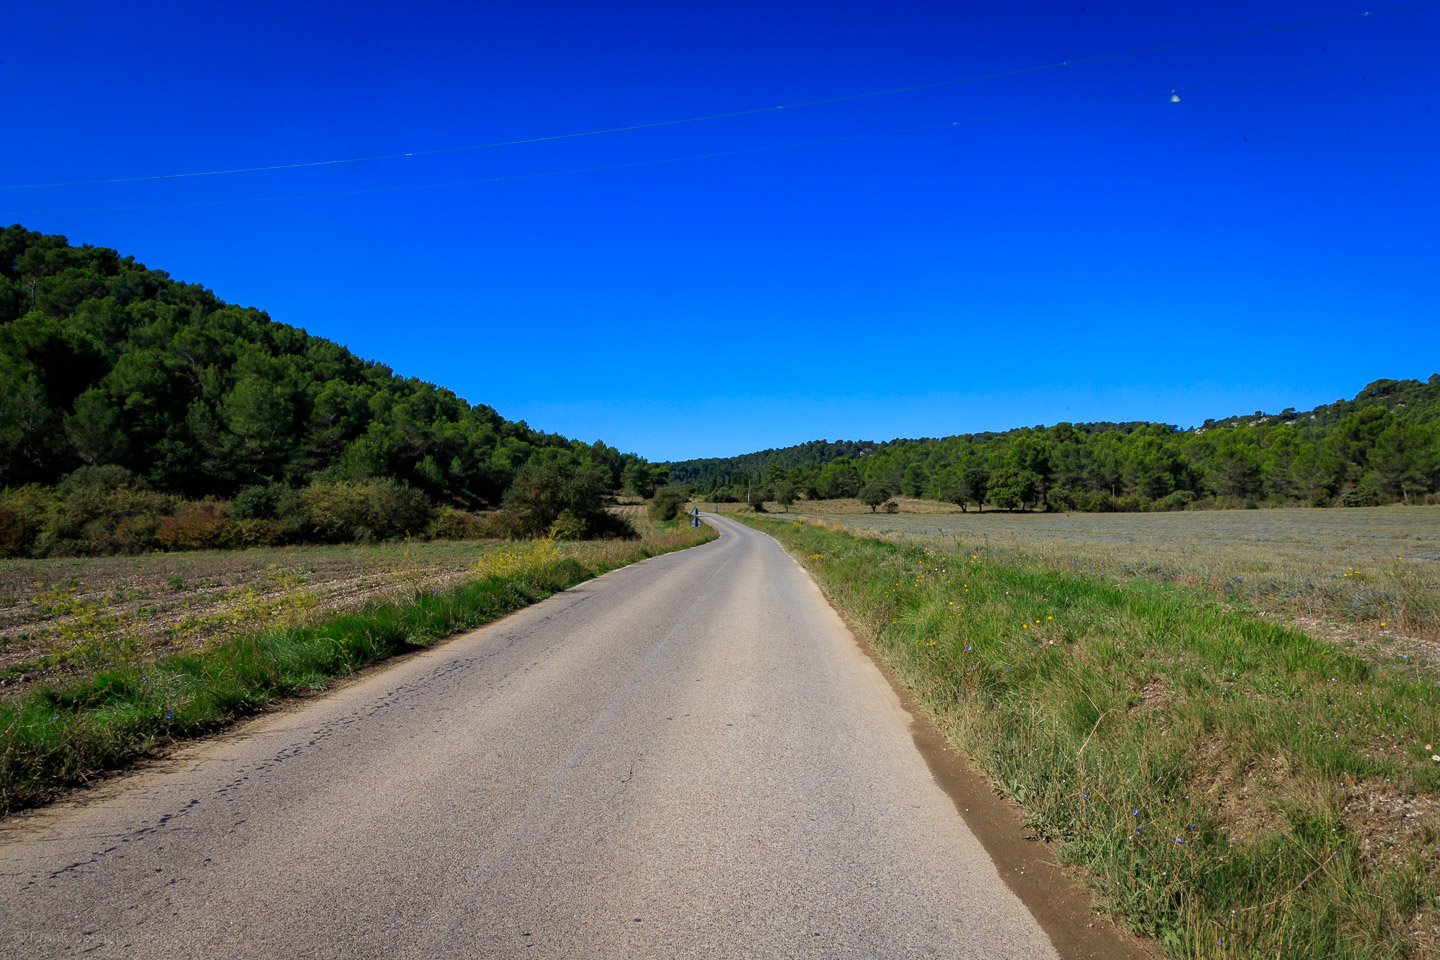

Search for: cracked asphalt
xmin=0 ymin=517 xmax=1058 ymax=959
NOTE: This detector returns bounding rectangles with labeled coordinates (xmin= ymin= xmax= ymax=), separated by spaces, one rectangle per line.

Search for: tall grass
xmin=747 ymin=516 xmax=1440 ymax=959
xmin=798 ymin=505 xmax=1440 ymax=641
xmin=0 ymin=524 xmax=714 ymax=816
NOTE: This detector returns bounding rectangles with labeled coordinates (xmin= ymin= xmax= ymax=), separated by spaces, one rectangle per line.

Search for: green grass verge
xmin=744 ymin=516 xmax=1440 ymax=960
xmin=0 ymin=524 xmax=715 ymax=816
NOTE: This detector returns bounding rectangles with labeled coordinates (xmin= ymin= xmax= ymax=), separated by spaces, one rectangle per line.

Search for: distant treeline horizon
xmin=663 ymin=378 xmax=1440 ymax=511
xmin=3 ymin=223 xmax=1437 ymax=558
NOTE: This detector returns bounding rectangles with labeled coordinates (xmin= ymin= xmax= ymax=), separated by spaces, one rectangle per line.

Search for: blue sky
xmin=4 ymin=0 xmax=1437 ymax=461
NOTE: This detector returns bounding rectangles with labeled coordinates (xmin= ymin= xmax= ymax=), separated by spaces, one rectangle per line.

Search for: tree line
xmin=666 ymin=378 xmax=1440 ymax=511
xmin=0 ymin=226 xmax=666 ymax=554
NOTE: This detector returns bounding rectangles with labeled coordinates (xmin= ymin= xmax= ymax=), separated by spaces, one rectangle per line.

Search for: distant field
xmin=703 ymin=499 xmax=1440 ymax=659
xmin=0 ymin=540 xmax=496 ymax=697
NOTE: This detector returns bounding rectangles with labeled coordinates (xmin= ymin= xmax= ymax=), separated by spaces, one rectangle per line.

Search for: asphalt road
xmin=0 ymin=517 xmax=1060 ymax=959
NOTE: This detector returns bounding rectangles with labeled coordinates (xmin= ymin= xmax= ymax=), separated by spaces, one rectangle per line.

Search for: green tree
xmin=502 ymin=450 xmax=628 ymax=539
xmin=773 ymin=479 xmax=797 ymax=512
xmin=1367 ymin=422 xmax=1432 ymax=502
xmin=648 ymin=485 xmax=689 ymax=521
xmin=858 ymin=481 xmax=888 ymax=512
xmin=961 ymin=464 xmax=990 ymax=513
xmin=817 ymin=459 xmax=860 ymax=499
xmin=987 ymin=467 xmax=1038 ymax=511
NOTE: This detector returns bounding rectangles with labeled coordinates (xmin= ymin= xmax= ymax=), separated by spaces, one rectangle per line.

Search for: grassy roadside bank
xmin=743 ymin=516 xmax=1440 ymax=959
xmin=0 ymin=522 xmax=715 ymax=816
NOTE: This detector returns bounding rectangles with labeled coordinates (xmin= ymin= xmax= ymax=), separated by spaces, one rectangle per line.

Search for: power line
xmin=2 ymin=1 xmax=1433 ymax=193
xmin=8 ymin=48 xmax=1430 ymax=219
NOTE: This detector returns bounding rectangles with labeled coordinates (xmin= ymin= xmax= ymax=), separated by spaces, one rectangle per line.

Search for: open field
xmin=745 ymin=515 xmax=1440 ymax=959
xmin=0 ymin=541 xmax=500 ymax=698
xmin=0 ymin=507 xmax=686 ymax=700
xmin=708 ymin=500 xmax=1440 ymax=663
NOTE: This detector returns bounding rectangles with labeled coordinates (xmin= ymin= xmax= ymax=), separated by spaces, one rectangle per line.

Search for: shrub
xmin=427 ymin=506 xmax=501 ymax=540
xmin=1340 ymin=488 xmax=1378 ymax=507
xmin=365 ymin=478 xmax=433 ymax=539
xmin=299 ymin=481 xmax=372 ymax=541
xmin=112 ymin=514 xmax=162 ymax=553
xmin=227 ymin=517 xmax=288 ymax=547
xmin=40 ymin=484 xmax=175 ymax=556
xmin=649 ymin=486 xmax=689 ymax=521
xmin=502 ymin=451 xmax=632 ymax=539
xmin=1158 ymin=490 xmax=1196 ymax=511
xmin=155 ymin=501 xmax=233 ymax=550
xmin=0 ymin=485 xmax=57 ymax=556
xmin=230 ymin=483 xmax=293 ymax=520
xmin=881 ymin=500 xmax=899 ymax=513
xmin=298 ymin=478 xmax=432 ymax=542
xmin=55 ymin=464 xmax=146 ymax=496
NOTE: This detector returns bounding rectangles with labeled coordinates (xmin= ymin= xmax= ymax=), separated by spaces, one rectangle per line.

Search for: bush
xmin=881 ymin=500 xmax=899 ymax=513
xmin=427 ymin=506 xmax=502 ymax=540
xmin=1158 ymin=490 xmax=1196 ymax=511
xmin=156 ymin=501 xmax=233 ymax=550
xmin=1339 ymin=488 xmax=1378 ymax=507
xmin=55 ymin=465 xmax=146 ymax=496
xmin=40 ymin=484 xmax=176 ymax=556
xmin=228 ymin=517 xmax=288 ymax=547
xmin=0 ymin=485 xmax=57 ymax=556
xmin=502 ymin=451 xmax=633 ymax=540
xmin=649 ymin=486 xmax=689 ymax=521
xmin=299 ymin=478 xmax=432 ymax=542
xmin=230 ymin=483 xmax=297 ymax=521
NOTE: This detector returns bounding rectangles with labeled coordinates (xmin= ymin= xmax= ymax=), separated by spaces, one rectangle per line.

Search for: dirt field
xmin=0 ymin=540 xmax=497 ymax=697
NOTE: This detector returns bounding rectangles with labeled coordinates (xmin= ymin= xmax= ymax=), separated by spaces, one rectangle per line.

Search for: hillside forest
xmin=665 ymin=377 xmax=1440 ymax=513
xmin=0 ymin=226 xmax=666 ymax=555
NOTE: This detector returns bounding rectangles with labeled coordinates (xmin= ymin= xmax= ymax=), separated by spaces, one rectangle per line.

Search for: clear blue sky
xmin=4 ymin=0 xmax=1437 ymax=461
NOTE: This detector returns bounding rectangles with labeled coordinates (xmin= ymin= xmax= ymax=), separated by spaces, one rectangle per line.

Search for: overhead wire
xmin=1 ymin=1 xmax=1434 ymax=193
xmin=7 ymin=48 xmax=1432 ymax=218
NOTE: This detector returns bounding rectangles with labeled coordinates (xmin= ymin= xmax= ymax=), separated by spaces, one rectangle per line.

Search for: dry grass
xmin=773 ymin=503 xmax=1440 ymax=666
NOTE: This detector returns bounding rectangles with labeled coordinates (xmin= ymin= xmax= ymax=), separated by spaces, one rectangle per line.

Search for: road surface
xmin=0 ymin=517 xmax=1060 ymax=959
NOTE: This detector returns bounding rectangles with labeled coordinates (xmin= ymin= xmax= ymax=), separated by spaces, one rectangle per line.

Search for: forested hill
xmin=0 ymin=225 xmax=650 ymax=506
xmin=665 ymin=378 xmax=1440 ymax=509
xmin=664 ymin=439 xmax=899 ymax=489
